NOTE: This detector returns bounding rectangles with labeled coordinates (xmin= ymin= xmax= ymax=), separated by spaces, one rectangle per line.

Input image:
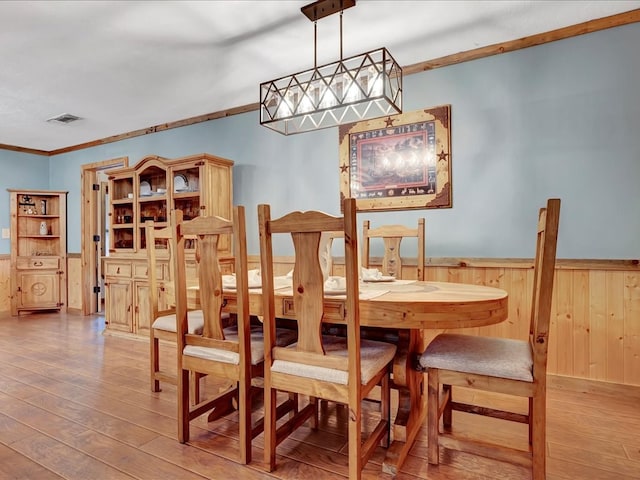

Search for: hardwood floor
xmin=0 ymin=312 xmax=638 ymax=479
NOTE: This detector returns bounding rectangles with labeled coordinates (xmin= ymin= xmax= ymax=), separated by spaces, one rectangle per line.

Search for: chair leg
xmin=238 ymin=375 xmax=252 ymax=465
xmin=531 ymin=394 xmax=546 ymax=480
xmin=289 ymin=392 xmax=299 ymax=418
xmin=348 ymin=392 xmax=363 ymax=480
xmin=528 ymin=396 xmax=533 ymax=444
xmin=427 ymin=368 xmax=440 ymax=465
xmin=310 ymin=396 xmax=319 ymax=430
xmin=381 ymin=367 xmax=391 ymax=447
xmin=443 ymin=384 xmax=452 ymax=429
xmin=150 ymin=331 xmax=160 ymax=392
xmin=189 ymin=371 xmax=201 ymax=406
xmin=177 ymin=367 xmax=190 ymax=443
xmin=264 ymin=386 xmax=277 ymax=472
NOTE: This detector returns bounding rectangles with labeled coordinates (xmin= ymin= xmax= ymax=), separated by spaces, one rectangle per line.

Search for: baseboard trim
xmin=102 ymin=329 xmax=149 ymax=343
xmin=548 ymin=374 xmax=640 ymax=400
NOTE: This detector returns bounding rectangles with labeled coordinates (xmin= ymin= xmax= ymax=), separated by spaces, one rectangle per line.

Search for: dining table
xmin=191 ymin=277 xmax=509 ymax=475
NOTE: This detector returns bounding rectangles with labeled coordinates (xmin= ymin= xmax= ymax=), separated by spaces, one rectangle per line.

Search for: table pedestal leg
xmin=382 ymin=329 xmax=427 ymax=476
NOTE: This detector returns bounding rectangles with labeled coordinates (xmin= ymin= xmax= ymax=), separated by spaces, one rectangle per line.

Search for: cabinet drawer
xmin=134 ymin=262 xmax=149 ymax=279
xmin=105 ymin=262 xmax=132 ymax=277
xmin=282 ymin=298 xmax=344 ymax=323
xmin=133 ymin=261 xmax=164 ymax=279
xmin=16 ymin=257 xmax=59 ymax=270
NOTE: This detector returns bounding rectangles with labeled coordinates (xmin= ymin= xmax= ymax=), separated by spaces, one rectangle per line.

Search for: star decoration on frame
xmin=384 ymin=116 xmax=397 ymax=127
xmin=340 ymin=164 xmax=349 ymax=173
xmin=437 ymin=149 xmax=449 ymax=162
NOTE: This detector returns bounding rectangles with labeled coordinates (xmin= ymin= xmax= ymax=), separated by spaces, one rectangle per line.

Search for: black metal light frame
xmin=260 ymin=0 xmax=402 ymax=135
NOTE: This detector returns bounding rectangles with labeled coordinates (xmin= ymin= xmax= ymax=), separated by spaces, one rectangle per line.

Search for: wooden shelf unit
xmin=8 ymin=189 xmax=68 ymax=316
xmin=103 ymin=153 xmax=234 ymax=335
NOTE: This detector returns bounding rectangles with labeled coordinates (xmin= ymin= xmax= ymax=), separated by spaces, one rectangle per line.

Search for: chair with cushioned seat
xmin=146 ymin=220 xmax=204 ymax=396
xmin=258 ymin=198 xmax=397 ymax=480
xmin=419 ymin=198 xmax=560 ymax=480
xmin=172 ymin=207 xmax=296 ymax=464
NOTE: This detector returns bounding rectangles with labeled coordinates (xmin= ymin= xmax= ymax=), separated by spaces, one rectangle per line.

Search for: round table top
xmin=205 ymin=279 xmax=508 ymax=331
xmin=355 ymin=280 xmax=509 ymax=330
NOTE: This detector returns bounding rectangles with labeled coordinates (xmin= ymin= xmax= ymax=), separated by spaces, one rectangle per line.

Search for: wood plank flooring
xmin=0 ymin=312 xmax=639 ymax=479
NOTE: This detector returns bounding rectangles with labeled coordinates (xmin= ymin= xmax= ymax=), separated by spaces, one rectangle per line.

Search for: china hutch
xmin=103 ymin=153 xmax=233 ymax=335
xmin=9 ymin=189 xmax=68 ymax=316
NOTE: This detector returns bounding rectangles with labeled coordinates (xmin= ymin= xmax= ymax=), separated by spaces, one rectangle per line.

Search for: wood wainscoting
xmin=0 ymin=254 xmax=10 ymax=313
xmin=247 ymin=256 xmax=640 ymax=388
xmin=67 ymin=254 xmax=83 ymax=312
xmin=2 ymin=254 xmax=639 ymax=386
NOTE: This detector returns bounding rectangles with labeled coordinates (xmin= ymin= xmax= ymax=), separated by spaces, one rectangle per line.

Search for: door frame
xmin=80 ymin=157 xmax=128 ymax=315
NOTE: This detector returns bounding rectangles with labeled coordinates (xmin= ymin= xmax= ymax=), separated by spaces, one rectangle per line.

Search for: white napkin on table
xmin=361 ymin=268 xmax=383 ymax=281
xmin=324 ymin=276 xmax=346 ymax=291
xmin=222 ymin=274 xmax=235 ymax=288
xmin=222 ymin=269 xmax=261 ymax=289
xmin=247 ymin=269 xmax=261 ymax=287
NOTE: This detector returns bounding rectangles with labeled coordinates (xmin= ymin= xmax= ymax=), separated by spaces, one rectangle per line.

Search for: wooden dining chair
xmin=419 ymin=198 xmax=560 ymax=479
xmin=145 ymin=220 xmax=204 ymax=395
xmin=362 ymin=218 xmax=425 ymax=280
xmin=258 ymin=198 xmax=397 ymax=480
xmin=172 ymin=207 xmax=296 ymax=464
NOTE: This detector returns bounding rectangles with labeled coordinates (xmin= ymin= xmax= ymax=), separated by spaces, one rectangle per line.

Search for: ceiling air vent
xmin=46 ymin=113 xmax=82 ymax=124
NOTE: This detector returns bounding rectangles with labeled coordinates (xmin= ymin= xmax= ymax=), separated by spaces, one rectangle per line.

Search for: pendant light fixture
xmin=260 ymin=0 xmax=402 ymax=135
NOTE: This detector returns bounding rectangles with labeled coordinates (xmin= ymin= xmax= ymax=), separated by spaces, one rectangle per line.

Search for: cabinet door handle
xmin=33 ymin=261 xmax=43 ymax=267
xmin=117 ymin=267 xmax=120 ymax=274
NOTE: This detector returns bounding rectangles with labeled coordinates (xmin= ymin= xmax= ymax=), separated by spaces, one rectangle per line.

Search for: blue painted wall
xmin=2 ymin=22 xmax=639 ymax=259
xmin=0 ymin=151 xmax=49 ymax=253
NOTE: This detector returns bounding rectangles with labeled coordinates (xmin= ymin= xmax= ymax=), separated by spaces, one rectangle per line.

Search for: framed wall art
xmin=338 ymin=105 xmax=451 ymax=212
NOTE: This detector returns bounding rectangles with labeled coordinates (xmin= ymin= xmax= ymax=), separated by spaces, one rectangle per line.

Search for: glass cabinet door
xmin=137 ymin=164 xmax=168 ymax=249
xmin=171 ymin=165 xmax=201 ymax=221
xmin=110 ymin=175 xmax=135 ymax=251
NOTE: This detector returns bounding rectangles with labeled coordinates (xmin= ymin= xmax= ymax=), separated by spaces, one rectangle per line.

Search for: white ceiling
xmin=1 ymin=0 xmax=639 ymax=152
